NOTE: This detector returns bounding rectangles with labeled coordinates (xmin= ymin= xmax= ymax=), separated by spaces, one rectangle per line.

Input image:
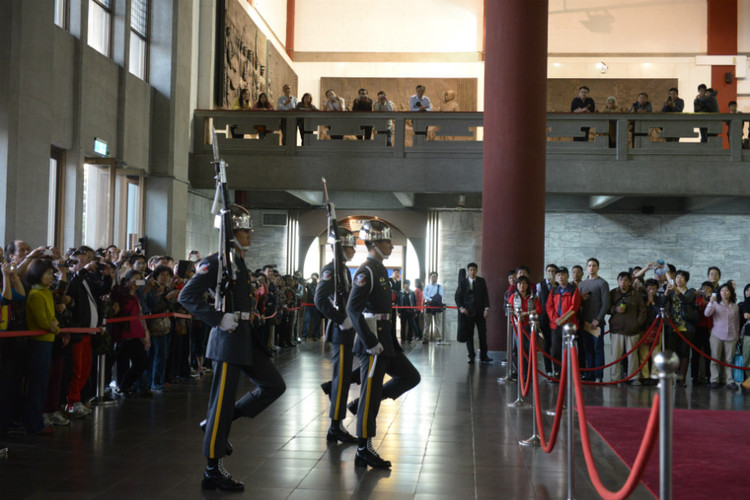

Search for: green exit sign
xmin=94 ymin=137 xmax=108 ymax=156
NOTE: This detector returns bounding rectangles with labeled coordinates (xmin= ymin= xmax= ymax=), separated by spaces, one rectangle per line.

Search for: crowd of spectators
xmin=505 ymin=259 xmax=750 ymax=391
xmin=568 ymin=84 xmax=748 ymax=146
xmin=0 ymin=240 xmax=313 ymax=436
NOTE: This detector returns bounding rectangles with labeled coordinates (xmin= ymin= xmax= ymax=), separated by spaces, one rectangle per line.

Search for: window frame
xmin=88 ymin=0 xmax=113 ymax=58
xmin=128 ymin=0 xmax=150 ymax=81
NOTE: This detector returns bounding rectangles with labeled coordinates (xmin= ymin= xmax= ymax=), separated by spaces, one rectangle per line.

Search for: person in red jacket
xmin=545 ymin=267 xmax=581 ymax=378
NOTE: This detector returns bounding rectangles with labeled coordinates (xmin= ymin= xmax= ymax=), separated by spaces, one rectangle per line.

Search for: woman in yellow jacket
xmin=24 ymin=259 xmax=60 ymax=435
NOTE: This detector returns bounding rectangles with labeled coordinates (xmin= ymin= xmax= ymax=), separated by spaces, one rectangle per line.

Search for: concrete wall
xmin=435 ymin=209 xmax=750 ymax=339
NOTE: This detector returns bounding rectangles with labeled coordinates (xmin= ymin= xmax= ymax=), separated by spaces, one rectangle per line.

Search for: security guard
xmin=178 ymin=205 xmax=286 ymax=491
xmin=346 ymin=219 xmax=420 ymax=469
xmin=314 ymin=227 xmax=360 ymax=444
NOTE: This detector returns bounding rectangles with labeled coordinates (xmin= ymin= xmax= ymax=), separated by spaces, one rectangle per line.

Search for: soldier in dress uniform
xmin=178 ymin=205 xmax=286 ymax=491
xmin=346 ymin=220 xmax=421 ymax=469
xmin=314 ymin=227 xmax=359 ymax=444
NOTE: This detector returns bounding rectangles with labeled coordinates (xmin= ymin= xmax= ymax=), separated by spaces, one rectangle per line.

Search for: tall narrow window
xmin=129 ymin=0 xmax=149 ymax=80
xmin=88 ymin=0 xmax=112 ymax=57
xmin=54 ymin=0 xmax=68 ymax=29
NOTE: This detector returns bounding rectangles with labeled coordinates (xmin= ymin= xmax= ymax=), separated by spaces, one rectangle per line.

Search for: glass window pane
xmin=88 ymin=0 xmax=111 ymax=57
xmin=129 ymin=35 xmax=146 ymax=79
xmin=131 ymin=0 xmax=148 ymax=37
xmin=82 ymin=164 xmax=112 ymax=249
xmin=48 ymin=159 xmax=58 ymax=246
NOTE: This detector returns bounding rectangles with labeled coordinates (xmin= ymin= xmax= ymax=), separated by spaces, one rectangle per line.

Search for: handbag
xmin=733 ymin=342 xmax=745 ymax=384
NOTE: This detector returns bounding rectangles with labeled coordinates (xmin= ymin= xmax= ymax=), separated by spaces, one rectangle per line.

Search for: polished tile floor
xmin=1 ymin=339 xmax=748 ymax=500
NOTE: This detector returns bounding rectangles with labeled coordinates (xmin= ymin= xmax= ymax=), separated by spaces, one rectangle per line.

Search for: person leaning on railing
xmin=295 ymin=93 xmax=318 ymax=145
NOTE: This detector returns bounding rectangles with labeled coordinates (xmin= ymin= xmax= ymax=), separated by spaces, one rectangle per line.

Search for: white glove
xmin=219 ymin=313 xmax=239 ymax=332
xmin=340 ymin=317 xmax=353 ymax=330
xmin=366 ymin=342 xmax=384 ymax=356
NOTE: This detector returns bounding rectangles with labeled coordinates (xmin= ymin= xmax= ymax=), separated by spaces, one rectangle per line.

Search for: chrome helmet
xmin=329 ymin=227 xmax=356 ymax=248
xmin=359 ymin=219 xmax=392 ymax=242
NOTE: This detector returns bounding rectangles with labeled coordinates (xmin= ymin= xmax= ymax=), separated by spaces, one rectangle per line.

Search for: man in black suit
xmin=454 ymin=262 xmax=493 ymax=364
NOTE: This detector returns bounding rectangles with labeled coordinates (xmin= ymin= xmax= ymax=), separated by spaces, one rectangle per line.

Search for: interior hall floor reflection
xmin=1 ymin=339 xmax=749 ymax=500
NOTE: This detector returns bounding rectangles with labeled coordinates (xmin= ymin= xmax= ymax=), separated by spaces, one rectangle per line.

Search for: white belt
xmin=363 ymin=312 xmax=390 ymax=320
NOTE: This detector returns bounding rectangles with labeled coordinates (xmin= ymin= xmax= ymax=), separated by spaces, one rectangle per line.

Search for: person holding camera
xmin=661 ymin=87 xmax=684 ymax=113
xmin=609 ymin=272 xmax=647 ymax=385
xmin=704 ymin=283 xmax=740 ymax=390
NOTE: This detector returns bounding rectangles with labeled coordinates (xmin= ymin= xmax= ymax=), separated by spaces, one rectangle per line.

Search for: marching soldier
xmin=314 ymin=227 xmax=360 ymax=444
xmin=346 ymin=220 xmax=420 ymax=469
xmin=178 ymin=205 xmax=286 ymax=491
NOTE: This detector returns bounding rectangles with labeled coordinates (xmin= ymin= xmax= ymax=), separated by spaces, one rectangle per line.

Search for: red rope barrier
xmin=580 ymin=316 xmax=661 ymax=372
xmin=667 ymin=317 xmax=750 ymax=371
xmin=530 ymin=330 xmax=568 ymax=452
xmin=582 ymin=320 xmax=664 ymax=386
xmin=571 ymin=345 xmax=661 ymax=500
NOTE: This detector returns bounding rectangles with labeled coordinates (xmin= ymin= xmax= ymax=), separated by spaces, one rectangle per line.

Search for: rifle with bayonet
xmin=211 ymin=126 xmax=236 ymax=313
xmin=321 ymin=177 xmax=350 ymax=310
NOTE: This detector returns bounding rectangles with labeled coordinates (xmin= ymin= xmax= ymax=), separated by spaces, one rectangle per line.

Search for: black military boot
xmin=326 ymin=421 xmax=358 ymax=444
xmin=354 ymin=438 xmax=391 ymax=469
xmin=347 ymin=398 xmax=359 ymax=415
xmin=201 ymin=458 xmax=244 ymax=491
xmin=320 ymin=381 xmax=332 ymax=396
xmin=199 ymin=419 xmax=233 ymax=456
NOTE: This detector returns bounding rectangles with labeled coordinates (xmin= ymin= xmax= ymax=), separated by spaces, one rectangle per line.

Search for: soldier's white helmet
xmin=214 ymin=204 xmax=253 ymax=231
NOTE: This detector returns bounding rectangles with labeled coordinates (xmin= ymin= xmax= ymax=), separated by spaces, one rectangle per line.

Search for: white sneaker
xmin=49 ymin=411 xmax=71 ymax=426
xmin=42 ymin=413 xmax=52 ymax=426
xmin=66 ymin=403 xmax=88 ymax=419
xmin=73 ymin=401 xmax=92 ymax=415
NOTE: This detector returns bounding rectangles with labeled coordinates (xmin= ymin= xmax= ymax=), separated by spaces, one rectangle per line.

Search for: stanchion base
xmin=500 ymin=360 xmax=508 ymax=366
xmin=519 ymin=435 xmax=541 ymax=447
xmin=436 ymin=340 xmax=451 ymax=346
xmin=507 ymin=398 xmax=531 ymax=408
xmin=91 ymin=396 xmax=119 ymax=407
xmin=545 ymin=406 xmax=566 ymax=417
xmin=496 ymin=376 xmax=511 ymax=384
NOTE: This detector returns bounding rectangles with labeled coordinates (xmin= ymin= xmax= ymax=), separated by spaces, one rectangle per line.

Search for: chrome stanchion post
xmin=498 ymin=302 xmax=513 ymax=382
xmin=501 ymin=302 xmax=512 ymax=367
xmin=91 ymin=322 xmax=117 ymax=407
xmin=520 ymin=313 xmax=541 ymax=446
xmin=563 ymin=323 xmax=577 ymax=500
xmin=507 ymin=307 xmax=531 ymax=408
xmin=655 ymin=351 xmax=679 ymax=500
xmin=436 ymin=307 xmax=450 ymax=345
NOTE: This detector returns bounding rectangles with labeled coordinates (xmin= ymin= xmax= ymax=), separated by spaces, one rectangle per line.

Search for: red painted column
xmin=481 ymin=0 xmax=548 ymax=351
xmin=707 ymin=0 xmax=737 ymax=110
xmin=285 ymin=0 xmax=295 ymax=60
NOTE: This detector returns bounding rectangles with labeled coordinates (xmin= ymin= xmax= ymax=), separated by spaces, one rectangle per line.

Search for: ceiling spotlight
xmin=599 ymin=62 xmax=608 ymax=74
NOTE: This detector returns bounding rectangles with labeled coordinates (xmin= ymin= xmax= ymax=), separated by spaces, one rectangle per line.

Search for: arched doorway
xmin=301 ymin=215 xmax=421 ymax=284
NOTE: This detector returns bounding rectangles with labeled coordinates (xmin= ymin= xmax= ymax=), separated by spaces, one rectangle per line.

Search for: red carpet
xmin=585 ymin=406 xmax=750 ymax=500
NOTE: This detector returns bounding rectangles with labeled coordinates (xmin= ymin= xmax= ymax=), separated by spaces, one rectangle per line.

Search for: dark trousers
xmin=582 ymin=330 xmax=605 ymax=380
xmin=302 ymin=308 xmax=321 ymax=339
xmin=550 ymin=327 xmax=563 ymax=372
xmin=399 ymin=312 xmax=419 ymax=343
xmin=356 ymin=350 xmax=420 ymax=438
xmin=356 ymin=126 xmax=373 ymax=140
xmin=540 ymin=317 xmax=554 ymax=373
xmin=203 ymin=349 xmax=285 ymax=458
xmin=116 ymin=338 xmax=147 ymax=391
xmin=465 ymin=314 xmax=488 ymax=359
xmin=329 ymin=343 xmax=357 ymax=421
xmin=691 ymin=325 xmax=711 ymax=379
xmin=23 ymin=340 xmax=53 ymax=433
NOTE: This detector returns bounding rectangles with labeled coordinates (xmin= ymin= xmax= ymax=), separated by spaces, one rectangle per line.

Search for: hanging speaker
xmin=725 ymin=72 xmax=733 ymax=84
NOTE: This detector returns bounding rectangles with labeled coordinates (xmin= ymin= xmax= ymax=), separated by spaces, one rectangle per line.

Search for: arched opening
xmin=301 ymin=215 xmax=421 ymax=282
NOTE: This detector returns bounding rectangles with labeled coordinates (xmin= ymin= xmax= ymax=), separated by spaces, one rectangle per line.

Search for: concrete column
xmin=146 ymin=0 xmax=194 ymax=258
xmin=481 ymin=0 xmax=548 ymax=350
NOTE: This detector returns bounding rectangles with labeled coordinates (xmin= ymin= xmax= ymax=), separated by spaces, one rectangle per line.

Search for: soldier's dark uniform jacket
xmin=178 ymin=252 xmax=255 ymax=366
xmin=346 ymin=255 xmax=400 ymax=357
xmin=314 ymin=261 xmax=355 ymax=345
